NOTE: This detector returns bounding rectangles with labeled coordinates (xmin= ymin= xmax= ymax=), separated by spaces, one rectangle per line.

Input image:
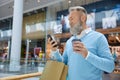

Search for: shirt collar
xmin=76 ymin=28 xmax=92 ymax=39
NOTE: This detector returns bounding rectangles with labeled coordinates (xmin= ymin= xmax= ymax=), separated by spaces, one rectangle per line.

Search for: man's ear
xmin=80 ymin=14 xmax=86 ymax=22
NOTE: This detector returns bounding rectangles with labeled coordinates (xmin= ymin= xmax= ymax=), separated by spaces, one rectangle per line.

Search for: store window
xmin=21 ymin=9 xmax=46 ymax=69
xmin=0 ymin=0 xmax=120 ymax=78
xmin=45 ymin=0 xmax=120 ymax=58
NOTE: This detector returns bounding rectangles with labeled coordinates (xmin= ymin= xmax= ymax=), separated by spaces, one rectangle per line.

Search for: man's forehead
xmin=69 ymin=10 xmax=81 ymax=15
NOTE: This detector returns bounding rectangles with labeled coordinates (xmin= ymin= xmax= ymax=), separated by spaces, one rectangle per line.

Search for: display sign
xmin=86 ymin=13 xmax=95 ymax=30
xmin=34 ymin=47 xmax=42 ymax=55
xmin=54 ymin=24 xmax=62 ymax=34
xmin=25 ymin=23 xmax=45 ymax=34
xmin=102 ymin=17 xmax=116 ymax=29
xmin=105 ymin=8 xmax=120 ymax=21
xmin=46 ymin=21 xmax=62 ymax=34
xmin=1 ymin=30 xmax=12 ymax=37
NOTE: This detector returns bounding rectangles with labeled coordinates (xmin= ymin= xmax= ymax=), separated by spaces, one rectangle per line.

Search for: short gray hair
xmin=69 ymin=6 xmax=87 ymax=15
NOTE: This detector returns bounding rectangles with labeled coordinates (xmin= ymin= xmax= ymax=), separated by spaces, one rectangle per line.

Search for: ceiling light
xmin=38 ymin=0 xmax=40 ymax=3
xmin=68 ymin=0 xmax=71 ymax=4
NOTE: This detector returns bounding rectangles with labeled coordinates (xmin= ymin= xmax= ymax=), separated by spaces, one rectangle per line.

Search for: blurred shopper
xmin=48 ymin=6 xmax=115 ymax=80
xmin=2 ymin=49 xmax=8 ymax=63
xmin=58 ymin=44 xmax=64 ymax=55
xmin=112 ymin=48 xmax=117 ymax=63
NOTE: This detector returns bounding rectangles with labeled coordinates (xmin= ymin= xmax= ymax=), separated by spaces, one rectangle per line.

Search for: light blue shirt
xmin=51 ymin=29 xmax=115 ymax=80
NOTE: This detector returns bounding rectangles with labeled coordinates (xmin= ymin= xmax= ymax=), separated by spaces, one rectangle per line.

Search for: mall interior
xmin=0 ymin=0 xmax=120 ymax=80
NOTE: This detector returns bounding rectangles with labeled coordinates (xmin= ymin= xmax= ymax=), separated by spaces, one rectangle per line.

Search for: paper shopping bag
xmin=40 ymin=60 xmax=68 ymax=80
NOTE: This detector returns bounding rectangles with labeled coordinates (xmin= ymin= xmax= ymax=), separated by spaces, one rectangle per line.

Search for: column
xmin=9 ymin=0 xmax=23 ymax=71
xmin=46 ymin=5 xmax=56 ymax=21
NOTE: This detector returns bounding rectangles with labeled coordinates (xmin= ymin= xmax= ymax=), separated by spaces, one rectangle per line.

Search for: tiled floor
xmin=0 ymin=73 xmax=16 ymax=78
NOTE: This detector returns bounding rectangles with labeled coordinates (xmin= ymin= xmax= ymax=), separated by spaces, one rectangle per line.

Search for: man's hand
xmin=48 ymin=38 xmax=58 ymax=51
xmin=72 ymin=41 xmax=88 ymax=58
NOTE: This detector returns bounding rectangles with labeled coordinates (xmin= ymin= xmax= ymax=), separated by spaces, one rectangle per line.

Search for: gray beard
xmin=70 ymin=22 xmax=82 ymax=35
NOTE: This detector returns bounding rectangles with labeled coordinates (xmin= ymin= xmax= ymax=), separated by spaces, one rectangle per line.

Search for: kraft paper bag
xmin=40 ymin=60 xmax=68 ymax=80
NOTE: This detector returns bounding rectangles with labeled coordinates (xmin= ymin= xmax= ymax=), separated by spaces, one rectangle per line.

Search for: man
xmin=48 ymin=6 xmax=115 ymax=80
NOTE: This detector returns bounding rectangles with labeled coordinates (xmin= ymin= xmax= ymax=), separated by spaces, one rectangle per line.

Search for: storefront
xmin=0 ymin=0 xmax=120 ymax=79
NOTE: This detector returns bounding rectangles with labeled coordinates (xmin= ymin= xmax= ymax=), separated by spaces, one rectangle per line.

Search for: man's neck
xmin=76 ymin=27 xmax=91 ymax=39
xmin=77 ymin=24 xmax=88 ymax=35
xmin=82 ymin=24 xmax=88 ymax=29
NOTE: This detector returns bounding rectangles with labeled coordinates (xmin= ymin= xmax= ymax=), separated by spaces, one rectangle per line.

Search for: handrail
xmin=0 ymin=72 xmax=42 ymax=80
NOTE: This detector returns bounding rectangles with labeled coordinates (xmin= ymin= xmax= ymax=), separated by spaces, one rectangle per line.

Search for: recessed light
xmin=38 ymin=0 xmax=40 ymax=3
xmin=68 ymin=0 xmax=71 ymax=4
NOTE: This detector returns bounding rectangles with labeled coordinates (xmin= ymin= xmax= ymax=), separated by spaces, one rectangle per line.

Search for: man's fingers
xmin=73 ymin=43 xmax=83 ymax=48
xmin=73 ymin=47 xmax=82 ymax=51
xmin=50 ymin=40 xmax=55 ymax=44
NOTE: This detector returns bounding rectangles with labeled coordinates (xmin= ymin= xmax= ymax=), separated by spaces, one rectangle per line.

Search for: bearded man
xmin=48 ymin=6 xmax=114 ymax=80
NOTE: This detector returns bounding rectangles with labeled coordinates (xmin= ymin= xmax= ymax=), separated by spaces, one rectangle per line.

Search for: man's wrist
xmin=51 ymin=49 xmax=59 ymax=53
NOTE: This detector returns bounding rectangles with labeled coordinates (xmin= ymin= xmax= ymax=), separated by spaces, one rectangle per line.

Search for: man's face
xmin=68 ymin=10 xmax=83 ymax=35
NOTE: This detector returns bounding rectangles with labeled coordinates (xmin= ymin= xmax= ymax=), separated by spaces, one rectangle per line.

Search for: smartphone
xmin=72 ymin=39 xmax=81 ymax=42
xmin=47 ymin=34 xmax=53 ymax=41
xmin=47 ymin=34 xmax=58 ymax=47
